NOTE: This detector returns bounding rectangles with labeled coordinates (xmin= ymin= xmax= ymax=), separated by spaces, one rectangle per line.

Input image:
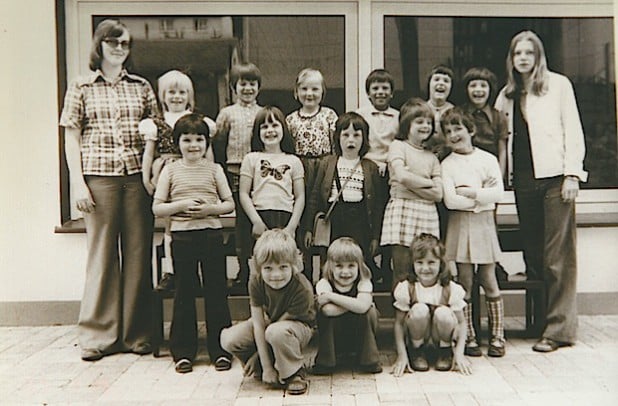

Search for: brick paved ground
xmin=1 ymin=316 xmax=617 ymax=405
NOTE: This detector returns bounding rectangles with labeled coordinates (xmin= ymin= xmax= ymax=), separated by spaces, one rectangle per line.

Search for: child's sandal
xmin=175 ymin=358 xmax=193 ymax=374
xmin=214 ymin=356 xmax=232 ymax=371
xmin=488 ymin=337 xmax=506 ymax=358
xmin=286 ymin=372 xmax=308 ymax=395
xmin=464 ymin=338 xmax=482 ymax=357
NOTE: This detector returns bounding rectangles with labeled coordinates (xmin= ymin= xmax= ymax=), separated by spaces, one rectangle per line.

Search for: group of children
xmin=144 ymin=62 xmax=510 ymax=394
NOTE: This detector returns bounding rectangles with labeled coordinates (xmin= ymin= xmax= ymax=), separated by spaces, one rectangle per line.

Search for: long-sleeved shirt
xmin=494 ymin=71 xmax=587 ymax=185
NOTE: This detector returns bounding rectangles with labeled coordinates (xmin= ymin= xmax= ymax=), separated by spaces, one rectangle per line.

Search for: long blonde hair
xmin=322 ymin=237 xmax=372 ymax=286
xmin=504 ymin=30 xmax=549 ymax=98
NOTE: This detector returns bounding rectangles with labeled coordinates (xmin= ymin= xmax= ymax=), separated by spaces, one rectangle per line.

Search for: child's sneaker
xmin=464 ymin=338 xmax=482 ymax=357
xmin=488 ymin=337 xmax=506 ymax=357
xmin=410 ymin=345 xmax=429 ymax=371
xmin=434 ymin=346 xmax=453 ymax=371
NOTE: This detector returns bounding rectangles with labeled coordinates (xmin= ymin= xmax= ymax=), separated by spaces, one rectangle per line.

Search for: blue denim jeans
xmin=514 ymin=175 xmax=578 ymax=342
xmin=80 ymin=175 xmax=153 ymax=352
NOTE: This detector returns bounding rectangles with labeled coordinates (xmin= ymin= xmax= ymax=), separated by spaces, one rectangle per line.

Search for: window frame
xmin=368 ymin=0 xmax=618 ymax=225
xmin=56 ymin=0 xmax=618 ymax=228
xmin=58 ymin=0 xmax=359 ymax=226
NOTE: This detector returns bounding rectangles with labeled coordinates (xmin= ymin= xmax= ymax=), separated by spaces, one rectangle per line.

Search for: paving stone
xmin=0 ymin=316 xmax=616 ymax=404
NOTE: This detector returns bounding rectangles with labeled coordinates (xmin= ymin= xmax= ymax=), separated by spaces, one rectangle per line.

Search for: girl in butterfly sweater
xmin=239 ymin=106 xmax=305 ymax=256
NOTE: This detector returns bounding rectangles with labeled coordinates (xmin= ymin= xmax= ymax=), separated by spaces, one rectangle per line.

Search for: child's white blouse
xmin=393 ymin=280 xmax=466 ymax=313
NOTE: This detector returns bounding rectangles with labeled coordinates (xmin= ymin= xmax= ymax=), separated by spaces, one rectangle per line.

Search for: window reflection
xmin=94 ymin=15 xmax=346 ymax=118
xmin=385 ymin=16 xmax=617 ymax=188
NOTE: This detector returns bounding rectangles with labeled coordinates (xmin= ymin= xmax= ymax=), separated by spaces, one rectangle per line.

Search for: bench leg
xmin=152 ymin=292 xmax=164 ymax=357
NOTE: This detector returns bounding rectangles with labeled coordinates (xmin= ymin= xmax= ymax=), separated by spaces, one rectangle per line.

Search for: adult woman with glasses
xmin=60 ymin=19 xmax=159 ymax=361
xmin=495 ymin=30 xmax=586 ymax=353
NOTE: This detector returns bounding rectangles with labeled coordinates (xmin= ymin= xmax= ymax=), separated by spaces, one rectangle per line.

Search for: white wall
xmin=0 ymin=1 xmax=87 ymax=302
xmin=0 ymin=0 xmax=617 ymax=311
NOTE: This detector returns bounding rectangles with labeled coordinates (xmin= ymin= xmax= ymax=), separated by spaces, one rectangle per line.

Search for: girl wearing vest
xmin=392 ymin=234 xmax=471 ymax=376
xmin=313 ymin=237 xmax=382 ymax=375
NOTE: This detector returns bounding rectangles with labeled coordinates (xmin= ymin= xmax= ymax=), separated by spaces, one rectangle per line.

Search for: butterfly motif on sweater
xmin=260 ymin=159 xmax=291 ymax=180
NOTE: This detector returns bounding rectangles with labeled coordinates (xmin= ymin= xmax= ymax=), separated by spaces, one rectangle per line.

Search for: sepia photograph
xmin=1 ymin=0 xmax=617 ymax=404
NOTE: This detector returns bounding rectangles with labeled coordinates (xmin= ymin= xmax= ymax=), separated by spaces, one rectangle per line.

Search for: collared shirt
xmin=215 ymin=101 xmax=262 ymax=166
xmin=356 ymin=105 xmax=399 ymax=166
xmin=59 ymin=69 xmax=159 ymax=176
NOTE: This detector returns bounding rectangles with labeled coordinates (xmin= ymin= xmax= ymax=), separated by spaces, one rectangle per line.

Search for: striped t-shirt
xmin=154 ymin=159 xmax=232 ymax=231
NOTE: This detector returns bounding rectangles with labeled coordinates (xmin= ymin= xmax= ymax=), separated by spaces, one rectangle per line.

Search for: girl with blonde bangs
xmin=313 ymin=237 xmax=382 ymax=375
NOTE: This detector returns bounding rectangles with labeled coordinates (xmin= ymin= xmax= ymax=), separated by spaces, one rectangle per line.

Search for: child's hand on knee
xmin=391 ymin=355 xmax=411 ymax=377
xmin=454 ymin=353 xmax=472 ymax=375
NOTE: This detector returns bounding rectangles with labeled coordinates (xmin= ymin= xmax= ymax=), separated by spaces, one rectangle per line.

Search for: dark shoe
xmin=356 ymin=363 xmax=383 ymax=374
xmin=81 ymin=348 xmax=103 ymax=362
xmin=175 ymin=359 xmax=193 ymax=373
xmin=132 ymin=342 xmax=152 ymax=355
xmin=286 ymin=369 xmax=308 ymax=395
xmin=495 ymin=263 xmax=508 ymax=281
xmin=532 ymin=337 xmax=571 ymax=353
xmin=311 ymin=364 xmax=334 ymax=375
xmin=464 ymin=339 xmax=482 ymax=357
xmin=435 ymin=347 xmax=453 ymax=371
xmin=214 ymin=356 xmax=232 ymax=371
xmin=488 ymin=337 xmax=506 ymax=357
xmin=155 ymin=273 xmax=175 ymax=292
xmin=410 ymin=346 xmax=429 ymax=372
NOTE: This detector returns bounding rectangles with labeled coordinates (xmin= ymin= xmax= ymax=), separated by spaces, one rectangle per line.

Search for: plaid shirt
xmin=59 ymin=69 xmax=159 ymax=176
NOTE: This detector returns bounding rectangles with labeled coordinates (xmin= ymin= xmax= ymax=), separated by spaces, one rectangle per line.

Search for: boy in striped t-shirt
xmin=153 ymin=113 xmax=235 ymax=374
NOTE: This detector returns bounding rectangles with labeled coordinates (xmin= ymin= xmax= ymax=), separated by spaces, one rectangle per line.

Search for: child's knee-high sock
xmin=464 ymin=301 xmax=476 ymax=341
xmin=486 ymin=296 xmax=504 ymax=340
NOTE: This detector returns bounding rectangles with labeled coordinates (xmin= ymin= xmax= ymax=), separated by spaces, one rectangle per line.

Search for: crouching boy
xmin=220 ymin=229 xmax=315 ymax=395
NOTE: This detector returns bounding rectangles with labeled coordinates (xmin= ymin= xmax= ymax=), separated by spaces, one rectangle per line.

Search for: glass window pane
xmin=385 ymin=16 xmax=617 ymax=188
xmin=94 ymin=15 xmax=346 ymax=118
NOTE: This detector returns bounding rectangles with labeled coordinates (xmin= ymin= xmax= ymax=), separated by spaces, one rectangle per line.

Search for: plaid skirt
xmin=380 ymin=198 xmax=439 ymax=247
xmin=445 ymin=210 xmax=501 ymax=264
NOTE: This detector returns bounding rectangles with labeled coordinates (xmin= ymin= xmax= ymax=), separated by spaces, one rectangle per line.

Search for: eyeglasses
xmin=103 ymin=38 xmax=130 ymax=50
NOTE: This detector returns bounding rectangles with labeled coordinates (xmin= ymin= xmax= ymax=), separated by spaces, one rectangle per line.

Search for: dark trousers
xmin=330 ymin=201 xmax=379 ymax=280
xmin=316 ymin=305 xmax=380 ymax=367
xmin=514 ymin=175 xmax=578 ymax=342
xmin=170 ymin=229 xmax=232 ymax=362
